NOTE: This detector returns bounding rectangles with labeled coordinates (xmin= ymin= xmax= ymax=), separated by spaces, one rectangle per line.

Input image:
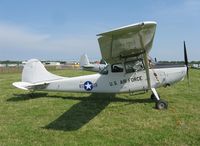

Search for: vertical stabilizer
xmin=79 ymin=54 xmax=90 ymax=67
xmin=22 ymin=59 xmax=63 ymax=83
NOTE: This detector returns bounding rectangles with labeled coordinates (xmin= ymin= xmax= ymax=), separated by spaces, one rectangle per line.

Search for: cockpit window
xmin=111 ymin=64 xmax=124 ymax=72
xmin=125 ymin=60 xmax=144 ymax=73
xmin=100 ymin=65 xmax=108 ymax=75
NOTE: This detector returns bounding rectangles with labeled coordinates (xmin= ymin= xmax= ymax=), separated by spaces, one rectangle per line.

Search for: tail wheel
xmin=156 ymin=99 xmax=168 ymax=110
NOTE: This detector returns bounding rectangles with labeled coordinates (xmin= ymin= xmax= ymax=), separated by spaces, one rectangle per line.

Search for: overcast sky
xmin=0 ymin=0 xmax=199 ymax=61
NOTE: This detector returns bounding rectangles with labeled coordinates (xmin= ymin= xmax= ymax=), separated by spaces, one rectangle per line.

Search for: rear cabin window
xmin=125 ymin=60 xmax=144 ymax=73
xmin=111 ymin=64 xmax=124 ymax=72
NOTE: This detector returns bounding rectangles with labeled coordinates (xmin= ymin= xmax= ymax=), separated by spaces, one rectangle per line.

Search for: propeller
xmin=184 ymin=41 xmax=189 ymax=84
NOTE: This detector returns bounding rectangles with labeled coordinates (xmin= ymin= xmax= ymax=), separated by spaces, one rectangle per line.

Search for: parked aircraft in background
xmin=79 ymin=54 xmax=107 ymax=72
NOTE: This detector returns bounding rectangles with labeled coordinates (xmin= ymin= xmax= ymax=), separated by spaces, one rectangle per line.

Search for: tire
xmin=155 ymin=99 xmax=168 ymax=110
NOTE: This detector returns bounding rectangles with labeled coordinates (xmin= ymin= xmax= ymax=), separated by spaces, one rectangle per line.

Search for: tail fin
xmin=22 ymin=59 xmax=63 ymax=83
xmin=79 ymin=54 xmax=90 ymax=67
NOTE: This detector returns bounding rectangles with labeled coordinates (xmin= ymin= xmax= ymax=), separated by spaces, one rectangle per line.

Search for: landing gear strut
xmin=150 ymin=93 xmax=159 ymax=101
xmin=151 ymin=88 xmax=168 ymax=110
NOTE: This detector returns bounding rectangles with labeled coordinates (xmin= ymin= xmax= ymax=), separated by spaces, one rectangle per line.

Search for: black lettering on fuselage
xmin=109 ymin=76 xmax=142 ymax=87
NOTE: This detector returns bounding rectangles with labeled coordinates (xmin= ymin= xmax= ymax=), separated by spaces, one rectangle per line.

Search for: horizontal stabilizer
xmin=12 ymin=81 xmax=50 ymax=90
xmin=12 ymin=82 xmax=34 ymax=90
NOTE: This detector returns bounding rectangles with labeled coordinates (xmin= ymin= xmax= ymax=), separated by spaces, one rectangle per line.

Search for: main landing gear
xmin=151 ymin=88 xmax=168 ymax=110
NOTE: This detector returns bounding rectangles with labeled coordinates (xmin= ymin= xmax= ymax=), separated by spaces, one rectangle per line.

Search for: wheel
xmin=155 ymin=99 xmax=168 ymax=110
xmin=150 ymin=93 xmax=160 ymax=101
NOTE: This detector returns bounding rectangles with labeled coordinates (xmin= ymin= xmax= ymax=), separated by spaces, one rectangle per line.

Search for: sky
xmin=0 ymin=0 xmax=199 ymax=61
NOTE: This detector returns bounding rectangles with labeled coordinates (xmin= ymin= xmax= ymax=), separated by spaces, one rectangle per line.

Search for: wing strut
xmin=138 ymin=27 xmax=151 ymax=90
xmin=143 ymin=51 xmax=151 ymax=89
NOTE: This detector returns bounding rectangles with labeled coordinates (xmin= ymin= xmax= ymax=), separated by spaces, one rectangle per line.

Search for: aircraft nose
xmin=165 ymin=66 xmax=188 ymax=85
xmin=180 ymin=66 xmax=187 ymax=80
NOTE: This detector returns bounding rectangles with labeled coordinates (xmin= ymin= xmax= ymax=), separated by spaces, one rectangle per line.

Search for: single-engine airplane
xmin=13 ymin=21 xmax=189 ymax=110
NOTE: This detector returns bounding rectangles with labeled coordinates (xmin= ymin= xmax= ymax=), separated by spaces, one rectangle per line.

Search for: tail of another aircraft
xmin=79 ymin=54 xmax=90 ymax=67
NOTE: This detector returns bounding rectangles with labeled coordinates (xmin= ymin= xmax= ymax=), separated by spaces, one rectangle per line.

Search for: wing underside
xmin=97 ymin=21 xmax=157 ymax=64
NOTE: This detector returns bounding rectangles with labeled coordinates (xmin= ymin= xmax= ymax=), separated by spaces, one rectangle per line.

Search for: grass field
xmin=0 ymin=69 xmax=200 ymax=145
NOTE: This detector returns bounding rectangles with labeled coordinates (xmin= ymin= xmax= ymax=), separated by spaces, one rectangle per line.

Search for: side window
xmin=111 ymin=64 xmax=123 ymax=72
xmin=125 ymin=60 xmax=144 ymax=73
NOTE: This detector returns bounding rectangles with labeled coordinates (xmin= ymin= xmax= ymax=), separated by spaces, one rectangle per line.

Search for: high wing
xmin=97 ymin=21 xmax=157 ymax=64
xmin=97 ymin=21 xmax=157 ymax=89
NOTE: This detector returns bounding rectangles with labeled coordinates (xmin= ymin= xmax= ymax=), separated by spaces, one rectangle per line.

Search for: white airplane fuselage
xmin=39 ymin=65 xmax=186 ymax=93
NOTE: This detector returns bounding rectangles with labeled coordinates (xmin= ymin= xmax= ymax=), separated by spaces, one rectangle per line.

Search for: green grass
xmin=0 ymin=69 xmax=200 ymax=146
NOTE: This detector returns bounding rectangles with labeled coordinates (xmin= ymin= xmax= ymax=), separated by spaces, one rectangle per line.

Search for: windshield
xmin=100 ymin=65 xmax=108 ymax=74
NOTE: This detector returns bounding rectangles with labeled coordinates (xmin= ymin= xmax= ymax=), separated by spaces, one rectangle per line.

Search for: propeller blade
xmin=184 ymin=41 xmax=189 ymax=84
xmin=184 ymin=41 xmax=188 ymax=67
